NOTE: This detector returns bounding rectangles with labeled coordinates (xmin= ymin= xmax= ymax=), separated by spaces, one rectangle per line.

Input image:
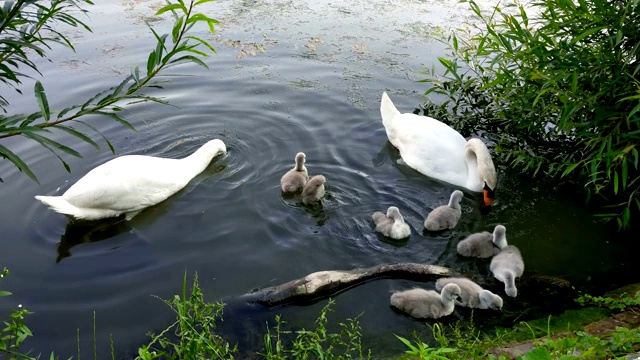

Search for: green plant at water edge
xmin=576 ymin=291 xmax=640 ymax=311
xmin=0 ymin=267 xmax=32 ymax=359
xmin=420 ymin=0 xmax=640 ymax=229
xmin=0 ymin=0 xmax=218 ymax=183
xmin=260 ymin=298 xmax=371 ymax=360
xmin=522 ymin=326 xmax=640 ymax=359
xmin=136 ymin=272 xmax=236 ymax=360
xmin=395 ymin=330 xmax=456 ymax=359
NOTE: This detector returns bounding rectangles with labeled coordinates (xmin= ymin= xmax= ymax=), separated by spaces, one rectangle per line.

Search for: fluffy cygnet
xmin=435 ymin=277 xmax=503 ymax=310
xmin=389 ymin=283 xmax=461 ymax=319
xmin=457 ymin=225 xmax=508 ymax=258
xmin=490 ymin=245 xmax=525 ymax=297
xmin=302 ymin=175 xmax=326 ymax=204
xmin=423 ymin=190 xmax=464 ymax=231
xmin=372 ymin=206 xmax=411 ymax=240
xmin=280 ymin=152 xmax=309 ymax=193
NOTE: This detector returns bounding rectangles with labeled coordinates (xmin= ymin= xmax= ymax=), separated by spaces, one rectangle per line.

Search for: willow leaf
xmin=53 ymin=125 xmax=100 ymax=150
xmin=0 ymin=143 xmax=39 ymax=183
xmin=34 ymin=81 xmax=50 ymax=121
xmin=95 ymin=111 xmax=137 ymax=132
xmin=156 ymin=3 xmax=186 ymax=16
xmin=169 ymin=55 xmax=208 ymax=69
xmin=76 ymin=120 xmax=115 ymax=153
xmin=23 ymin=132 xmax=82 ymax=157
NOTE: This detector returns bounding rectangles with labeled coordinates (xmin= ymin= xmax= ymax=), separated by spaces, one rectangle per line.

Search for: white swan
xmin=457 ymin=225 xmax=508 ymax=258
xmin=281 ymin=152 xmax=309 ymax=193
xmin=35 ymin=139 xmax=227 ymax=221
xmin=435 ymin=277 xmax=503 ymax=310
xmin=302 ymin=175 xmax=326 ymax=205
xmin=372 ymin=206 xmax=411 ymax=240
xmin=390 ymin=283 xmax=461 ymax=319
xmin=490 ymin=245 xmax=525 ymax=297
xmin=380 ymin=92 xmax=497 ymax=205
xmin=424 ymin=190 xmax=463 ymax=231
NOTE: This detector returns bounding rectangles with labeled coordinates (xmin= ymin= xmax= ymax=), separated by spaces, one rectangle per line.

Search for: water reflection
xmin=56 ymin=216 xmax=131 ymax=262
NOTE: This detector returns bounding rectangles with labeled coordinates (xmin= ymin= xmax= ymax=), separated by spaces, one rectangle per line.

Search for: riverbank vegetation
xmin=0 ymin=0 xmax=218 ymax=183
xmin=420 ymin=0 xmax=640 ymax=230
xmin=3 ymin=270 xmax=640 ymax=359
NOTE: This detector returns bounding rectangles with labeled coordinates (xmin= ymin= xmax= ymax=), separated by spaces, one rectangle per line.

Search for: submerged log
xmin=247 ymin=263 xmax=460 ymax=306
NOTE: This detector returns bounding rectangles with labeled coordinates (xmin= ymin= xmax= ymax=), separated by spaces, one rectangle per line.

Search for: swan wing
xmin=385 ymin=113 xmax=469 ymax=186
xmin=62 ymin=155 xmax=192 ymax=211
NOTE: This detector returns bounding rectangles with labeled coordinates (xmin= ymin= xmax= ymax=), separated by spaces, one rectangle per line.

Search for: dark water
xmin=1 ymin=1 xmax=639 ymax=358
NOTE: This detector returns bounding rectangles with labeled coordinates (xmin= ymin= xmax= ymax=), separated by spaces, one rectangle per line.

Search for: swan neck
xmin=184 ymin=145 xmax=222 ymax=177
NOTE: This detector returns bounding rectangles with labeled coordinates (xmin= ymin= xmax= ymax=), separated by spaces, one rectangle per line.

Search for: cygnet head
xmin=479 ymin=290 xmax=503 ymax=310
xmin=441 ymin=283 xmax=462 ymax=302
xmin=448 ymin=190 xmax=464 ymax=208
xmin=294 ymin=152 xmax=306 ymax=170
xmin=386 ymin=206 xmax=403 ymax=221
xmin=492 ymin=225 xmax=508 ymax=249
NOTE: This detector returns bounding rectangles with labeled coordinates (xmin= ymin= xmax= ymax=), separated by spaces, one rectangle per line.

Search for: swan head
xmin=492 ymin=225 xmax=508 ymax=249
xmin=441 ymin=283 xmax=462 ymax=302
xmin=479 ymin=290 xmax=503 ymax=310
xmin=294 ymin=152 xmax=306 ymax=170
xmin=201 ymin=139 xmax=227 ymax=157
xmin=465 ymin=139 xmax=497 ymax=206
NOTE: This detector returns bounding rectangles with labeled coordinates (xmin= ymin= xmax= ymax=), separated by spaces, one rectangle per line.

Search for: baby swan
xmin=390 ymin=283 xmax=461 ymax=319
xmin=424 ymin=190 xmax=464 ymax=231
xmin=281 ymin=152 xmax=309 ymax=193
xmin=490 ymin=245 xmax=525 ymax=297
xmin=302 ymin=175 xmax=326 ymax=205
xmin=435 ymin=277 xmax=503 ymax=310
xmin=457 ymin=225 xmax=508 ymax=258
xmin=372 ymin=206 xmax=411 ymax=240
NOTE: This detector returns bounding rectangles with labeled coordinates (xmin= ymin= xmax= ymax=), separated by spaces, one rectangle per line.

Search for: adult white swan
xmin=380 ymin=92 xmax=497 ymax=205
xmin=35 ymin=139 xmax=227 ymax=221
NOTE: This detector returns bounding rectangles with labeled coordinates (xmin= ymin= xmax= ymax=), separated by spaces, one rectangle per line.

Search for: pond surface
xmin=1 ymin=0 xmax=639 ymax=358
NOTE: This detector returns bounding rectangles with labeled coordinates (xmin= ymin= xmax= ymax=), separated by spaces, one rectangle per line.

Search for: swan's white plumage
xmin=35 ymin=139 xmax=227 ymax=220
xmin=380 ymin=92 xmax=497 ymax=193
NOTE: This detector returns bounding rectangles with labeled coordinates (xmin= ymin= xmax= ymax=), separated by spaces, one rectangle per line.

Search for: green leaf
xmin=0 ymin=291 xmax=12 ymax=296
xmin=95 ymin=111 xmax=137 ymax=132
xmin=195 ymin=0 xmax=215 ymax=4
xmin=172 ymin=17 xmax=184 ymax=43
xmin=613 ymin=171 xmax=619 ymax=194
xmin=570 ymin=26 xmax=607 ymax=45
xmin=53 ymin=125 xmax=100 ymax=151
xmin=0 ymin=144 xmax=39 ymax=183
xmin=146 ymin=50 xmax=157 ymax=76
xmin=23 ymin=132 xmax=82 ymax=158
xmin=34 ymin=81 xmax=50 ymax=121
xmin=155 ymin=3 xmax=186 ymax=16
xmin=169 ymin=55 xmax=209 ymax=69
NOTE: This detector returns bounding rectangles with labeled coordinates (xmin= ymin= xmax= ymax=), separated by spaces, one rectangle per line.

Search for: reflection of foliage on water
xmin=419 ymin=0 xmax=640 ymax=230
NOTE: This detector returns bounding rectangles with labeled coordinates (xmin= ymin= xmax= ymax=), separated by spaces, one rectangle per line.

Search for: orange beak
xmin=483 ymin=189 xmax=494 ymax=206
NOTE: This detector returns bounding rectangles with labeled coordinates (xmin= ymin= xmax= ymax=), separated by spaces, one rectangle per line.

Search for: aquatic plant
xmin=0 ymin=0 xmax=218 ymax=183
xmin=419 ymin=0 xmax=640 ymax=230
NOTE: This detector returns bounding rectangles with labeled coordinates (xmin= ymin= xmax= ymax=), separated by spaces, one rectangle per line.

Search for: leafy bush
xmin=576 ymin=291 xmax=640 ymax=311
xmin=0 ymin=0 xmax=218 ymax=183
xmin=420 ymin=0 xmax=640 ymax=229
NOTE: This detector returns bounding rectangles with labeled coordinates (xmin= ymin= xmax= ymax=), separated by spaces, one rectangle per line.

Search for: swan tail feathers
xmin=380 ymin=92 xmax=401 ymax=129
xmin=35 ymin=195 xmax=82 ymax=217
